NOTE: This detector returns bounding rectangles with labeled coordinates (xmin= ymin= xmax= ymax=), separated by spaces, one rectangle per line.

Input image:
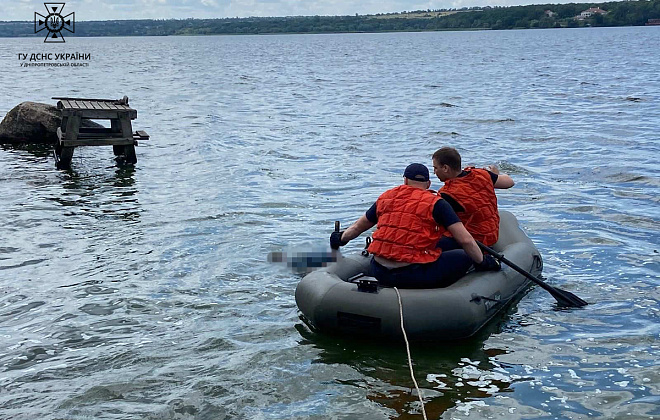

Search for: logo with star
xmin=35 ymin=3 xmax=75 ymax=43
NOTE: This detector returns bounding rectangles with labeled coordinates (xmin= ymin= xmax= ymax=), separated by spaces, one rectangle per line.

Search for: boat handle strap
xmin=470 ymin=295 xmax=504 ymax=304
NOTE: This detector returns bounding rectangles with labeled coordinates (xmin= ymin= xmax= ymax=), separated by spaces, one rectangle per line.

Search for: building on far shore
xmin=544 ymin=10 xmax=556 ymax=18
xmin=576 ymin=7 xmax=608 ymax=20
xmin=647 ymin=18 xmax=660 ymax=25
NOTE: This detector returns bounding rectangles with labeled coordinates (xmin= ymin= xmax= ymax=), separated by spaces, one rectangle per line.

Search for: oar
xmin=477 ymin=241 xmax=588 ymax=308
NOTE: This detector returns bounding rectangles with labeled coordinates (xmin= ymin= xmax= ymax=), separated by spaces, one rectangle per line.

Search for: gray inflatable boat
xmin=295 ymin=211 xmax=543 ymax=341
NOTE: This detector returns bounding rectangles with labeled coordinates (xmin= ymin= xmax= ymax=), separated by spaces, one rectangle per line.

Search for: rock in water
xmin=0 ymin=102 xmax=61 ymax=144
xmin=0 ymin=101 xmax=103 ymax=145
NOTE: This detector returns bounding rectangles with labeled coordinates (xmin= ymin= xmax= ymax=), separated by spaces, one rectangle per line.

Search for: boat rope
xmin=393 ymin=287 xmax=428 ymax=420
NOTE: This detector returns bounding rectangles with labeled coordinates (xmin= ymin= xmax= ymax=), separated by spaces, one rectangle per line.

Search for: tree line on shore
xmin=1 ymin=0 xmax=658 ymax=37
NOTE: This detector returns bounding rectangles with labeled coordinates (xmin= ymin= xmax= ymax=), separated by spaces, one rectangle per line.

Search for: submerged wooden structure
xmin=53 ymin=96 xmax=149 ymax=168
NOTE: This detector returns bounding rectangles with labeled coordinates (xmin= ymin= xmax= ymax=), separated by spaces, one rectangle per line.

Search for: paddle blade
xmin=476 ymin=241 xmax=588 ymax=308
xmin=549 ymin=287 xmax=588 ymax=308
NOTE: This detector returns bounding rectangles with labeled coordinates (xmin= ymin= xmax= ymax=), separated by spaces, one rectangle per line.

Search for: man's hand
xmin=330 ymin=231 xmax=348 ymax=250
xmin=484 ymin=164 xmax=500 ymax=174
xmin=475 ymin=254 xmax=501 ymax=271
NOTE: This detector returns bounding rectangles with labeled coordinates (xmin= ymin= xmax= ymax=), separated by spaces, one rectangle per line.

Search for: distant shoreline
xmin=1 ymin=1 xmax=658 ymax=38
xmin=0 ymin=27 xmax=494 ymax=38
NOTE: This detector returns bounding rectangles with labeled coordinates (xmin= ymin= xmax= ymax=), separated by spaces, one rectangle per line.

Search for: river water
xmin=0 ymin=27 xmax=658 ymax=419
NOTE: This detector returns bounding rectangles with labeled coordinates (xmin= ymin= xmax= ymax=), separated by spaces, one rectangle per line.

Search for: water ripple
xmin=0 ymin=28 xmax=659 ymax=419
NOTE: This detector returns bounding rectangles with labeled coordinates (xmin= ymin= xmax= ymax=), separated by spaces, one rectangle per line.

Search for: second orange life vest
xmin=440 ymin=167 xmax=500 ymax=246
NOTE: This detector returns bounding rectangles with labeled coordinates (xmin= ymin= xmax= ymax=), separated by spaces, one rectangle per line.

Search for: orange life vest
xmin=368 ymin=185 xmax=445 ymax=264
xmin=439 ymin=167 xmax=500 ymax=246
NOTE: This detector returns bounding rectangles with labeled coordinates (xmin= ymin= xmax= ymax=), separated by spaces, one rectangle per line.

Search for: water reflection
xmin=296 ymin=304 xmax=524 ymax=419
xmin=52 ymin=164 xmax=141 ymax=222
xmin=0 ymin=143 xmax=53 ymax=160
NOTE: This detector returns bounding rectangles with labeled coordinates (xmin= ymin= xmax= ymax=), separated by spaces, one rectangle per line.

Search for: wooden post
xmin=56 ymin=113 xmax=81 ymax=169
xmin=119 ymin=112 xmax=137 ymax=164
xmin=111 ymin=118 xmax=123 ymax=156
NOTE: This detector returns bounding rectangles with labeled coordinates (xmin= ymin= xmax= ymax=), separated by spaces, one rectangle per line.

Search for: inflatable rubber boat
xmin=295 ymin=211 xmax=543 ymax=341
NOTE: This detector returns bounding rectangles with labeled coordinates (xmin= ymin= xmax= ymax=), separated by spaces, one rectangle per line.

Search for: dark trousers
xmin=370 ymin=250 xmax=473 ymax=289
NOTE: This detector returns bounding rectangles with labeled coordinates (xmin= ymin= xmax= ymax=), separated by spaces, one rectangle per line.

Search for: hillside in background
xmin=1 ymin=0 xmax=658 ymax=37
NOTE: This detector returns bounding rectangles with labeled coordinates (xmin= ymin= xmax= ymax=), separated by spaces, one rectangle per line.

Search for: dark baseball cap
xmin=403 ymin=163 xmax=430 ymax=182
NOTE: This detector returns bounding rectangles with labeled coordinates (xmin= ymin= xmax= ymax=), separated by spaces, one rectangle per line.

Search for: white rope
xmin=393 ymin=287 xmax=428 ymax=420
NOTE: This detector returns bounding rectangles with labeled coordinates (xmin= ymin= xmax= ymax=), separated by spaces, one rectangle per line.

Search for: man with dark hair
xmin=432 ymin=147 xmax=514 ymax=249
xmin=330 ymin=163 xmax=500 ymax=289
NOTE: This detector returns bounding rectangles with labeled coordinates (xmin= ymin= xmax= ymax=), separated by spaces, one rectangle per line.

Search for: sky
xmin=4 ymin=0 xmax=595 ymax=21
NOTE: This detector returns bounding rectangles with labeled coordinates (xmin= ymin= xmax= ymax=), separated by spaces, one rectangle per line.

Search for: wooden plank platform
xmin=51 ymin=96 xmax=148 ymax=169
xmin=55 ymin=97 xmax=137 ymax=120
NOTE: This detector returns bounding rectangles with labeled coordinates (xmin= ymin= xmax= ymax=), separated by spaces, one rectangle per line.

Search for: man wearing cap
xmin=330 ymin=163 xmax=500 ymax=289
